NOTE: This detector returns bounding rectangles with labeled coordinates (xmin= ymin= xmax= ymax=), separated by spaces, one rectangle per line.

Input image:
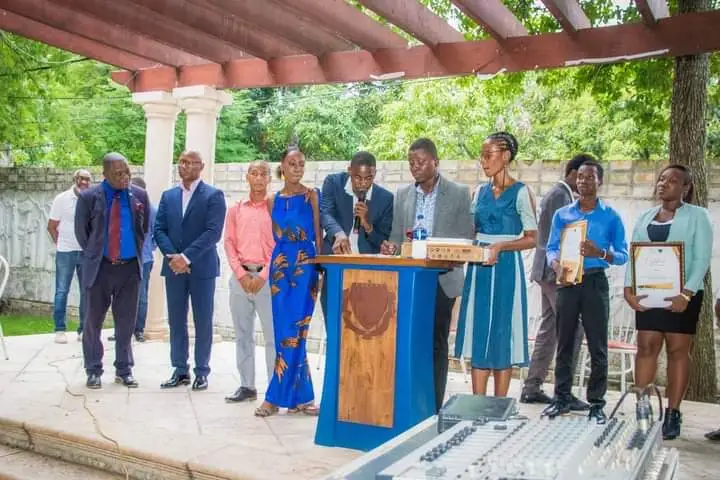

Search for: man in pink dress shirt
xmin=223 ymin=161 xmax=276 ymax=403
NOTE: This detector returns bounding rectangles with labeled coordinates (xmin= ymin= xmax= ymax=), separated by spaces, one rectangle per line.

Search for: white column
xmin=173 ymin=85 xmax=233 ymax=183
xmin=132 ymin=91 xmax=180 ymax=341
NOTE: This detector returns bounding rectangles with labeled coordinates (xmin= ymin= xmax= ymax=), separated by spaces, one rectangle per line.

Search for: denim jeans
xmin=53 ymin=251 xmax=85 ymax=332
xmin=135 ymin=261 xmax=153 ymax=334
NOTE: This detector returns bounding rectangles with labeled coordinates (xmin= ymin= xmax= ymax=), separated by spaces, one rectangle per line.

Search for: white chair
xmin=575 ymin=286 xmax=637 ymax=396
xmin=0 ymin=255 xmax=9 ymax=359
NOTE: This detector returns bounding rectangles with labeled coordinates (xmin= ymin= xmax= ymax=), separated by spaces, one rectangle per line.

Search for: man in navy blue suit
xmin=75 ymin=153 xmax=150 ymax=389
xmin=154 ymin=151 xmax=227 ymax=391
xmin=319 ymin=151 xmax=393 ymax=320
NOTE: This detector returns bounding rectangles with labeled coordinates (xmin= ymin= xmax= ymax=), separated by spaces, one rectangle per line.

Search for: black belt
xmin=584 ymin=267 xmax=606 ymax=276
xmin=242 ymin=264 xmax=263 ymax=273
xmin=103 ymin=257 xmax=137 ymax=265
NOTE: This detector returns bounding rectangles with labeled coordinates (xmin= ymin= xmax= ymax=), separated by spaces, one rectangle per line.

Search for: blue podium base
xmin=314 ymin=262 xmax=443 ymax=451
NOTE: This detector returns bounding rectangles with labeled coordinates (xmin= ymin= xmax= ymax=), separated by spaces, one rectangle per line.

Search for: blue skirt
xmin=454 ymin=247 xmax=529 ymax=370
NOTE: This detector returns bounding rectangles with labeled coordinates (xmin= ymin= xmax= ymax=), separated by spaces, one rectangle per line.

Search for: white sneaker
xmin=55 ymin=332 xmax=68 ymax=344
xmin=77 ymin=332 xmax=82 ymax=342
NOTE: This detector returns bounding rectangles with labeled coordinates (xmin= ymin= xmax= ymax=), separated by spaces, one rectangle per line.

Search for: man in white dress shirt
xmin=47 ymin=169 xmax=92 ymax=343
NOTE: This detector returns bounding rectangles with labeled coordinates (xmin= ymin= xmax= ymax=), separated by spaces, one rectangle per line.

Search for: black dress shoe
xmin=588 ymin=405 xmax=607 ymax=424
xmin=225 ymin=387 xmax=258 ymax=403
xmin=134 ymin=332 xmax=145 ymax=342
xmin=86 ymin=374 xmax=102 ymax=389
xmin=663 ymin=408 xmax=682 ymax=440
xmin=541 ymin=400 xmax=570 ymax=419
xmin=115 ymin=374 xmax=139 ymax=388
xmin=568 ymin=396 xmax=590 ymax=411
xmin=160 ymin=372 xmax=191 ymax=389
xmin=705 ymin=428 xmax=720 ymax=441
xmin=192 ymin=376 xmax=208 ymax=391
xmin=520 ymin=390 xmax=553 ymax=404
xmin=108 ymin=334 xmax=116 ymax=341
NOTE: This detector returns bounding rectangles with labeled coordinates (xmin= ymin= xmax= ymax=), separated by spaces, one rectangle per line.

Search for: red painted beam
xmin=197 ymin=0 xmax=353 ymax=55
xmin=451 ymin=0 xmax=528 ymax=40
xmin=0 ymin=9 xmax=154 ymax=70
xmin=51 ymin=0 xmax=246 ymax=63
xmin=635 ymin=0 xmax=670 ymax=24
xmin=356 ymin=0 xmax=464 ymax=46
xmin=111 ymin=10 xmax=720 ymax=91
xmin=125 ymin=0 xmax=303 ymax=59
xmin=273 ymin=0 xmax=407 ymax=51
xmin=2 ymin=0 xmax=208 ymax=67
xmin=540 ymin=0 xmax=591 ymax=32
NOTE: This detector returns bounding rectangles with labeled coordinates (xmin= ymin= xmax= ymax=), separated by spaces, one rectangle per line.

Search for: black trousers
xmin=553 ymin=271 xmax=609 ymax=408
xmin=83 ymin=259 xmax=140 ymax=377
xmin=434 ymin=284 xmax=456 ymax=413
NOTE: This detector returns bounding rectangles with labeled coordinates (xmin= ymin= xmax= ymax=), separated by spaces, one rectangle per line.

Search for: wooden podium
xmin=313 ymin=254 xmax=454 ymax=451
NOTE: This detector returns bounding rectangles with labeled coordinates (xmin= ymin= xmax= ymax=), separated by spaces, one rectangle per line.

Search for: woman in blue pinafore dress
xmin=454 ymin=132 xmax=538 ymax=398
xmin=255 ymin=148 xmax=322 ymax=417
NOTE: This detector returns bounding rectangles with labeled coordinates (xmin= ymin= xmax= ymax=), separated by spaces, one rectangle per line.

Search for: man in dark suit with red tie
xmin=75 ymin=153 xmax=150 ymax=389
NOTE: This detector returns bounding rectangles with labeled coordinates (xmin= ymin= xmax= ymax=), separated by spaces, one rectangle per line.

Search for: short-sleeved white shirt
xmin=49 ymin=188 xmax=81 ymax=252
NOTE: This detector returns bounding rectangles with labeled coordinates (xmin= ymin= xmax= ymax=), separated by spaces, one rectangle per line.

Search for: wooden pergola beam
xmin=273 ymin=0 xmax=407 ymax=51
xmin=2 ymin=0 xmax=208 ymax=67
xmin=0 ymin=9 xmax=154 ymax=70
xmin=125 ymin=0 xmax=303 ymax=59
xmin=540 ymin=0 xmax=591 ymax=32
xmin=451 ymin=0 xmax=528 ymax=40
xmin=197 ymin=0 xmax=353 ymax=55
xmin=635 ymin=0 xmax=670 ymax=24
xmin=111 ymin=10 xmax=720 ymax=91
xmin=356 ymin=0 xmax=464 ymax=46
xmin=51 ymin=0 xmax=246 ymax=64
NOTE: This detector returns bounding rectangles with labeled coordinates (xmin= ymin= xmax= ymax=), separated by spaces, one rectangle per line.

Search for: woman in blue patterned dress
xmin=255 ymin=148 xmax=322 ymax=417
xmin=454 ymin=132 xmax=538 ymax=397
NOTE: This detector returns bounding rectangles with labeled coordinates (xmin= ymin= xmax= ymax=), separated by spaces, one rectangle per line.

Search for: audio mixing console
xmin=328 ymin=389 xmax=679 ymax=480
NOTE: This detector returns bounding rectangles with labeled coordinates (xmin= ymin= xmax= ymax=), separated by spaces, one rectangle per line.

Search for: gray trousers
xmin=523 ymin=280 xmax=584 ymax=393
xmin=228 ymin=274 xmax=275 ymax=389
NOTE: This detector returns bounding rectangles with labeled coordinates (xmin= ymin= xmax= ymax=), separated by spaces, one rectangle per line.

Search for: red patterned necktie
xmin=108 ymin=193 xmax=121 ymax=261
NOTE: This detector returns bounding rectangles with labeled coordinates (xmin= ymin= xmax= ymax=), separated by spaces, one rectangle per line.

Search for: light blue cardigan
xmin=624 ymin=203 xmax=713 ymax=293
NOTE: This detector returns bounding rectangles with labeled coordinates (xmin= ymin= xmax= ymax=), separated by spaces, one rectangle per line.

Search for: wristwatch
xmin=600 ymin=249 xmax=607 ymax=260
xmin=679 ymin=291 xmax=692 ymax=302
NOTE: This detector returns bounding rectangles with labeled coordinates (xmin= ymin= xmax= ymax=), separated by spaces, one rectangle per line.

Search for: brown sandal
xmin=254 ymin=404 xmax=279 ymax=417
xmin=288 ymin=403 xmax=320 ymax=416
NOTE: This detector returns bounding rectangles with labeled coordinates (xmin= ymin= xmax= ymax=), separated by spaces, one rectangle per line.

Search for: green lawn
xmin=0 ymin=315 xmax=111 ymax=336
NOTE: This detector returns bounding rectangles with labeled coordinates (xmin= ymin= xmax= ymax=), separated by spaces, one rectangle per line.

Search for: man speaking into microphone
xmin=319 ymin=151 xmax=394 ymax=320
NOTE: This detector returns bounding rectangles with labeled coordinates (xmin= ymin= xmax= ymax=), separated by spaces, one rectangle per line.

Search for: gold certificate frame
xmin=558 ymin=220 xmax=588 ymax=285
xmin=631 ymin=242 xmax=685 ymax=309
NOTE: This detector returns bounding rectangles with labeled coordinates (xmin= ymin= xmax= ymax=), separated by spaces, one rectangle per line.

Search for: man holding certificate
xmin=624 ymin=164 xmax=713 ymax=441
xmin=543 ymin=161 xmax=628 ymax=424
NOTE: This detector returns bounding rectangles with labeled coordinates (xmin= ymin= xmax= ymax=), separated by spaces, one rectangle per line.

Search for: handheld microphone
xmin=353 ymin=190 xmax=367 ymax=232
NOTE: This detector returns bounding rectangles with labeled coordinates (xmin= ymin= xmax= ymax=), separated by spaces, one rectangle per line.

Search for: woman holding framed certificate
xmin=624 ymin=164 xmax=713 ymax=441
xmin=454 ymin=132 xmax=537 ymax=398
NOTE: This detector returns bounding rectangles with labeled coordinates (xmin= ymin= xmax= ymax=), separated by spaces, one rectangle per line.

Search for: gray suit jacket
xmin=389 ymin=175 xmax=474 ymax=298
xmin=530 ymin=181 xmax=573 ymax=283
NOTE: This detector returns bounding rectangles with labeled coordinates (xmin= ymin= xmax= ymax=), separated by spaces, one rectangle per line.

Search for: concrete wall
xmin=1 ymin=160 xmax=719 ymax=344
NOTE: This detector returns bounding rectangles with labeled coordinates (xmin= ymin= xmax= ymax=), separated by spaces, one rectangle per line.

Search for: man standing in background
xmin=48 ymin=169 xmax=92 ymax=343
xmin=223 ymin=161 xmax=275 ymax=403
xmin=130 ymin=176 xmax=156 ymax=343
xmin=522 ymin=154 xmax=592 ymax=411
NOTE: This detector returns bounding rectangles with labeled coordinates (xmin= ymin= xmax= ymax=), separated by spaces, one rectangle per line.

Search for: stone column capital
xmin=172 ymin=85 xmax=233 ymax=116
xmin=132 ymin=91 xmax=180 ymax=120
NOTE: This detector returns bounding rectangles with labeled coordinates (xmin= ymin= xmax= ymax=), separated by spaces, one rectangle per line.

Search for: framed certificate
xmin=631 ymin=242 xmax=685 ymax=309
xmin=557 ymin=220 xmax=587 ymax=285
